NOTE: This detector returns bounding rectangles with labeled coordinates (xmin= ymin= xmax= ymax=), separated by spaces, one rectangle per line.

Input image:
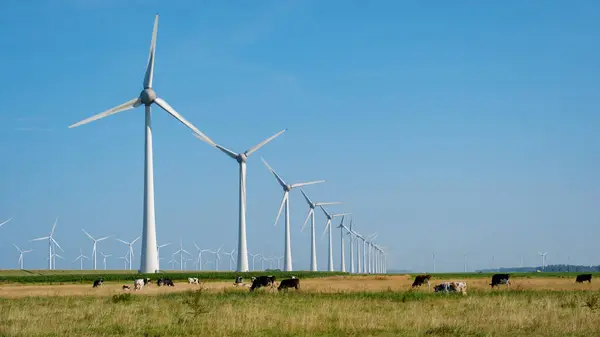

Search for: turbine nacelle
xmin=140 ymin=88 xmax=157 ymax=105
xmin=237 ymin=152 xmax=248 ymax=163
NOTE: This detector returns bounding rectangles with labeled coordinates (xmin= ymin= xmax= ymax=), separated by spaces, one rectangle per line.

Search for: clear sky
xmin=1 ymin=0 xmax=599 ymax=272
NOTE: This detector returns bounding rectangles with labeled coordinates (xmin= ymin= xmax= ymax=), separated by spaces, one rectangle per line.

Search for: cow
xmin=122 ymin=285 xmax=130 ymax=291
xmin=451 ymin=281 xmax=467 ymax=295
xmin=249 ymin=275 xmax=276 ymax=292
xmin=134 ymin=279 xmax=145 ymax=291
xmin=576 ymin=274 xmax=592 ymax=283
xmin=188 ymin=277 xmax=199 ymax=285
xmin=433 ymin=282 xmax=467 ymax=295
xmin=411 ymin=274 xmax=431 ymax=288
xmin=490 ymin=273 xmax=510 ymax=288
xmin=157 ymin=278 xmax=174 ymax=287
xmin=92 ymin=278 xmax=104 ymax=288
xmin=278 ymin=278 xmax=300 ymax=292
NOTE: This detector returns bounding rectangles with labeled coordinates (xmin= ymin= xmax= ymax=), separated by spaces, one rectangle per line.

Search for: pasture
xmin=1 ymin=273 xmax=600 ymax=336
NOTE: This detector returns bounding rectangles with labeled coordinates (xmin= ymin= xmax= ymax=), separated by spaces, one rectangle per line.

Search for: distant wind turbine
xmin=539 ymin=252 xmax=548 ymax=271
xmin=213 ymin=245 xmax=223 ymax=271
xmin=262 ymin=157 xmax=324 ymax=271
xmin=116 ymin=237 xmax=140 ymax=271
xmin=223 ymin=249 xmax=236 ymax=271
xmin=319 ymin=206 xmax=350 ymax=272
xmin=299 ymin=189 xmax=341 ymax=272
xmin=67 ymin=14 xmax=215 ymax=274
xmin=249 ymin=252 xmax=261 ymax=271
xmin=100 ymin=252 xmax=112 ymax=270
xmin=195 ymin=129 xmax=287 ymax=272
xmin=157 ymin=242 xmax=171 ymax=267
xmin=173 ymin=238 xmax=192 ymax=271
xmin=30 ymin=217 xmax=63 ymax=270
xmin=73 ymin=249 xmax=89 ymax=270
xmin=336 ymin=216 xmax=348 ymax=272
xmin=82 ymin=229 xmax=110 ymax=270
xmin=118 ymin=252 xmax=129 ymax=270
xmin=14 ymin=244 xmax=33 ymax=269
xmin=193 ymin=242 xmax=213 ymax=271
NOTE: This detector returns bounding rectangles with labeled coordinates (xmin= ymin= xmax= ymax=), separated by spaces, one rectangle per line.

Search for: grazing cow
xmin=490 ymin=274 xmax=511 ymax=288
xmin=188 ymin=277 xmax=199 ymax=285
xmin=92 ymin=278 xmax=104 ymax=288
xmin=412 ymin=274 xmax=431 ymax=288
xmin=576 ymin=274 xmax=592 ymax=283
xmin=122 ymin=285 xmax=130 ymax=291
xmin=451 ymin=281 xmax=467 ymax=295
xmin=249 ymin=275 xmax=276 ymax=292
xmin=433 ymin=282 xmax=467 ymax=295
xmin=278 ymin=278 xmax=300 ymax=291
xmin=157 ymin=278 xmax=174 ymax=287
xmin=134 ymin=279 xmax=145 ymax=291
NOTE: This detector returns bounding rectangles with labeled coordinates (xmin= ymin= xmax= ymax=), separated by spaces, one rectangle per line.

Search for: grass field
xmin=2 ymin=274 xmax=600 ymax=336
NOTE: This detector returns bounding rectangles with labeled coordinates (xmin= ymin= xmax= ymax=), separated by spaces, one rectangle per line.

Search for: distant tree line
xmin=477 ymin=264 xmax=600 ymax=273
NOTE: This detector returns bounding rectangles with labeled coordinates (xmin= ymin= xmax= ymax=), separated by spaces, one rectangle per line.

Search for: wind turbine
xmin=223 ymin=249 xmax=236 ymax=271
xmin=82 ymin=229 xmax=110 ymax=270
xmin=14 ymin=245 xmax=33 ymax=270
xmin=193 ymin=242 xmax=213 ymax=271
xmin=195 ymin=129 xmax=286 ymax=272
xmin=47 ymin=253 xmax=64 ymax=269
xmin=157 ymin=242 xmax=171 ymax=266
xmin=168 ymin=255 xmax=178 ymax=270
xmin=299 ymin=189 xmax=341 ymax=272
xmin=30 ymin=217 xmax=63 ymax=270
xmin=173 ymin=238 xmax=192 ymax=271
xmin=347 ymin=218 xmax=355 ymax=274
xmin=100 ymin=252 xmax=112 ymax=270
xmin=262 ymin=157 xmax=324 ymax=271
xmin=464 ymin=253 xmax=468 ymax=273
xmin=539 ymin=252 xmax=548 ymax=271
xmin=0 ymin=217 xmax=13 ymax=228
xmin=73 ymin=249 xmax=90 ymax=270
xmin=118 ymin=253 xmax=130 ymax=270
xmin=116 ymin=237 xmax=140 ymax=271
xmin=249 ymin=252 xmax=261 ymax=271
xmin=336 ymin=216 xmax=348 ymax=272
xmin=67 ymin=14 xmax=215 ymax=274
xmin=367 ymin=234 xmax=378 ymax=274
xmin=319 ymin=206 xmax=350 ymax=272
xmin=213 ymin=245 xmax=223 ymax=271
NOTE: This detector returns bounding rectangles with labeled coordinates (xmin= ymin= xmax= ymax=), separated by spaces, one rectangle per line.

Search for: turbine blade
xmin=321 ymin=219 xmax=331 ymax=240
xmin=301 ymin=208 xmax=313 ymax=232
xmin=144 ymin=14 xmax=159 ymax=89
xmin=273 ymin=192 xmax=288 ymax=227
xmin=261 ymin=157 xmax=287 ymax=187
xmin=97 ymin=236 xmax=110 ymax=241
xmin=30 ymin=236 xmax=49 ymax=241
xmin=0 ymin=217 xmax=12 ymax=227
xmin=244 ymin=129 xmax=287 ymax=157
xmin=333 ymin=213 xmax=352 ymax=217
xmin=13 ymin=244 xmax=21 ymax=252
xmin=81 ymin=229 xmax=94 ymax=241
xmin=318 ymin=205 xmax=331 ymax=218
xmin=291 ymin=180 xmax=325 ymax=188
xmin=299 ymin=189 xmax=313 ymax=206
xmin=315 ymin=202 xmax=342 ymax=206
xmin=131 ymin=237 xmax=141 ymax=245
xmin=214 ymin=144 xmax=239 ymax=160
xmin=154 ymin=97 xmax=213 ymax=143
xmin=55 ymin=254 xmax=64 ymax=260
xmin=51 ymin=238 xmax=64 ymax=252
xmin=116 ymin=239 xmax=129 ymax=245
xmin=68 ymin=98 xmax=140 ymax=128
xmin=50 ymin=217 xmax=58 ymax=236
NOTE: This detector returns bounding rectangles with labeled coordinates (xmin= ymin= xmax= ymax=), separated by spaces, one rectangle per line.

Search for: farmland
xmin=1 ymin=273 xmax=600 ymax=336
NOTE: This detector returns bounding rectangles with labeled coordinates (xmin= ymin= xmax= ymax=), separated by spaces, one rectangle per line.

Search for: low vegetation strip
xmin=0 ymin=271 xmax=347 ymax=284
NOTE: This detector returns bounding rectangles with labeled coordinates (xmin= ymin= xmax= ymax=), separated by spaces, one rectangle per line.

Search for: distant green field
xmin=0 ymin=269 xmax=597 ymax=284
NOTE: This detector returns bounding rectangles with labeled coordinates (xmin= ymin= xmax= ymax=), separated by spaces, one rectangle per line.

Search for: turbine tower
xmin=194 ymin=129 xmax=286 ymax=272
xmin=337 ymin=216 xmax=347 ymax=272
xmin=299 ymin=189 xmax=341 ymax=272
xmin=173 ymin=238 xmax=192 ymax=271
xmin=14 ymin=245 xmax=33 ymax=270
xmin=116 ymin=237 xmax=140 ymax=271
xmin=347 ymin=218 xmax=355 ymax=273
xmin=30 ymin=217 xmax=63 ymax=270
xmin=262 ymin=157 xmax=324 ymax=271
xmin=539 ymin=252 xmax=548 ymax=271
xmin=319 ymin=206 xmax=350 ymax=272
xmin=0 ymin=217 xmax=13 ymax=228
xmin=100 ymin=252 xmax=112 ymax=270
xmin=67 ymin=14 xmax=214 ymax=274
xmin=82 ymin=229 xmax=110 ymax=270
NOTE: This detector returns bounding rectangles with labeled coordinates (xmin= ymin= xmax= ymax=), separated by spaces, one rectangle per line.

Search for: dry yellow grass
xmin=1 ymin=275 xmax=599 ymax=336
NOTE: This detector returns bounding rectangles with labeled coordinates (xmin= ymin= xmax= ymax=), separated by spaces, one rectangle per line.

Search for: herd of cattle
xmin=91 ymin=275 xmax=300 ymax=292
xmin=90 ymin=272 xmax=594 ymax=294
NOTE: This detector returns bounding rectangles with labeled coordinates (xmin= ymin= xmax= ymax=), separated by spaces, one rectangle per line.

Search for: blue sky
xmin=1 ymin=0 xmax=599 ymax=272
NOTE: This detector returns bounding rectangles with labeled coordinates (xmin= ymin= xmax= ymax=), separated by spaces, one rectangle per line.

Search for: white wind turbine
xmin=118 ymin=253 xmax=130 ymax=270
xmin=0 ymin=217 xmax=13 ymax=228
xmin=173 ymin=238 xmax=192 ymax=271
xmin=82 ymin=229 xmax=110 ymax=270
xmin=73 ymin=249 xmax=90 ymax=270
xmin=46 ymin=253 xmax=64 ymax=269
xmin=539 ymin=252 xmax=548 ymax=271
xmin=68 ymin=14 xmax=215 ymax=274
xmin=157 ymin=242 xmax=171 ymax=266
xmin=116 ymin=237 xmax=140 ymax=271
xmin=249 ymin=252 xmax=261 ymax=271
xmin=262 ymin=157 xmax=325 ymax=271
xmin=14 ymin=245 xmax=33 ymax=270
xmin=319 ymin=206 xmax=350 ymax=272
xmin=100 ymin=252 xmax=112 ymax=270
xmin=347 ymin=218 xmax=355 ymax=273
xmin=299 ymin=189 xmax=341 ymax=272
xmin=224 ymin=249 xmax=236 ymax=271
xmin=30 ymin=217 xmax=63 ymax=270
xmin=193 ymin=242 xmax=213 ymax=271
xmin=336 ymin=216 xmax=348 ymax=272
xmin=195 ymin=129 xmax=287 ymax=272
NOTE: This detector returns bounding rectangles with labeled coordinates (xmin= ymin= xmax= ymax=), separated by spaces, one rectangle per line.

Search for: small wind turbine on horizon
xmin=46 ymin=253 xmax=64 ymax=269
xmin=157 ymin=243 xmax=171 ymax=266
xmin=249 ymin=252 xmax=261 ymax=271
xmin=67 ymin=14 xmax=215 ymax=274
xmin=336 ymin=216 xmax=348 ymax=272
xmin=82 ymin=229 xmax=110 ymax=270
xmin=262 ymin=157 xmax=325 ymax=271
xmin=118 ymin=252 xmax=129 ymax=270
xmin=14 ymin=244 xmax=33 ymax=270
xmin=100 ymin=252 xmax=112 ymax=270
xmin=539 ymin=252 xmax=548 ymax=271
xmin=223 ymin=249 xmax=236 ymax=271
xmin=73 ymin=249 xmax=89 ymax=270
xmin=319 ymin=206 xmax=350 ymax=272
xmin=193 ymin=242 xmax=213 ymax=271
xmin=347 ymin=218 xmax=355 ymax=274
xmin=173 ymin=238 xmax=192 ymax=271
xmin=194 ymin=129 xmax=287 ymax=273
xmin=30 ymin=217 xmax=63 ymax=270
xmin=116 ymin=237 xmax=140 ymax=271
xmin=299 ymin=189 xmax=341 ymax=272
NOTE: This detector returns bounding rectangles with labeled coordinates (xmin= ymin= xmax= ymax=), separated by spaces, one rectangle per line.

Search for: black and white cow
xmin=278 ymin=278 xmax=300 ymax=291
xmin=92 ymin=278 xmax=104 ymax=288
xmin=490 ymin=273 xmax=510 ymax=288
xmin=157 ymin=278 xmax=174 ymax=287
xmin=249 ymin=275 xmax=276 ymax=292
xmin=412 ymin=275 xmax=431 ymax=288
xmin=576 ymin=274 xmax=592 ymax=283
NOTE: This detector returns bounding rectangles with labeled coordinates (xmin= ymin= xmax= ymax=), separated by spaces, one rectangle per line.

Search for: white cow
xmin=433 ymin=281 xmax=467 ymax=295
xmin=134 ymin=279 xmax=145 ymax=291
xmin=188 ymin=277 xmax=199 ymax=285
